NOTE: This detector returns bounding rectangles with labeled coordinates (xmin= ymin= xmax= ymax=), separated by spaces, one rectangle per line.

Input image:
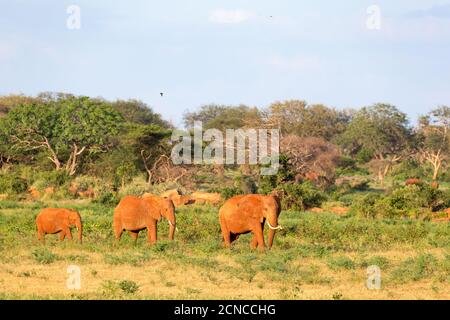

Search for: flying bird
xmin=160 ymin=92 xmax=164 ymax=97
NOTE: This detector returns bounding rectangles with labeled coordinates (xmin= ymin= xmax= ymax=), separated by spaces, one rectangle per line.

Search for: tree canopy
xmin=1 ymin=96 xmax=123 ymax=175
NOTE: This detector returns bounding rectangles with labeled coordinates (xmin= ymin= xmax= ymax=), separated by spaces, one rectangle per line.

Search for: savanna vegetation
xmin=0 ymin=93 xmax=449 ymax=300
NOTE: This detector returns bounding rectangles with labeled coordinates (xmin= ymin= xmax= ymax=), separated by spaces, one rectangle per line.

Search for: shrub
xmin=335 ymin=156 xmax=369 ymax=177
xmin=276 ymin=182 xmax=326 ymax=211
xmin=0 ymin=173 xmax=28 ymax=194
xmin=390 ymin=254 xmax=438 ymax=283
xmin=335 ymin=176 xmax=370 ymax=191
xmin=351 ymin=184 xmax=447 ymax=219
xmin=351 ymin=193 xmax=382 ymax=218
xmin=32 ymin=248 xmax=59 ymax=264
xmin=71 ymin=175 xmax=99 ymax=192
xmin=209 ymin=175 xmax=257 ymax=200
xmin=327 ymin=256 xmax=355 ymax=270
xmin=355 ymin=147 xmax=373 ymax=164
xmin=389 ymin=159 xmax=427 ymax=181
xmin=257 ymin=175 xmax=277 ymax=195
xmin=390 ymin=184 xmax=446 ymax=212
xmin=94 ymin=190 xmax=118 ymax=206
xmin=212 ymin=186 xmax=242 ymax=200
xmin=31 ymin=171 xmax=70 ymax=190
xmin=118 ymin=280 xmax=139 ymax=294
xmin=234 ymin=175 xmax=257 ymax=194
xmin=359 ymin=256 xmax=390 ymax=269
xmin=118 ymin=176 xmax=149 ymax=198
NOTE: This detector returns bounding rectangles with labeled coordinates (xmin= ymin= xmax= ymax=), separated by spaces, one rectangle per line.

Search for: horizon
xmin=1 ymin=1 xmax=449 ymax=127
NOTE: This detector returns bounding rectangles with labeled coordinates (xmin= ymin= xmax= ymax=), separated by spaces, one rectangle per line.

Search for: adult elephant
xmin=219 ymin=194 xmax=282 ymax=250
xmin=36 ymin=208 xmax=83 ymax=244
xmin=113 ymin=195 xmax=176 ymax=244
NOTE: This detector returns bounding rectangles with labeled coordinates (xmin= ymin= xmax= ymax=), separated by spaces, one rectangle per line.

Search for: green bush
xmin=351 ymin=193 xmax=382 ymax=218
xmin=355 ymin=147 xmax=373 ymax=164
xmin=390 ymin=253 xmax=438 ymax=283
xmin=352 ymin=184 xmax=447 ymax=219
xmin=94 ymin=190 xmax=118 ymax=206
xmin=276 ymin=182 xmax=326 ymax=211
xmin=71 ymin=175 xmax=99 ymax=192
xmin=390 ymin=184 xmax=445 ymax=212
xmin=327 ymin=255 xmax=355 ymax=270
xmin=118 ymin=280 xmax=139 ymax=294
xmin=257 ymin=174 xmax=277 ymax=195
xmin=211 ymin=186 xmax=242 ymax=200
xmin=0 ymin=173 xmax=28 ymax=194
xmin=389 ymin=159 xmax=427 ymax=181
xmin=31 ymin=171 xmax=70 ymax=190
xmin=234 ymin=175 xmax=257 ymax=194
xmin=335 ymin=156 xmax=369 ymax=177
xmin=118 ymin=176 xmax=149 ymax=198
xmin=32 ymin=248 xmax=59 ymax=264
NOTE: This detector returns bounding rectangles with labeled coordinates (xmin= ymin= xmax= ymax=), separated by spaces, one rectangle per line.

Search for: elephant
xmin=36 ymin=208 xmax=83 ymax=244
xmin=219 ymin=194 xmax=282 ymax=250
xmin=113 ymin=195 xmax=176 ymax=245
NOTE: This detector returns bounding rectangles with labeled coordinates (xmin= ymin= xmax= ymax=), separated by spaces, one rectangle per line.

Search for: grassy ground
xmin=0 ymin=199 xmax=449 ymax=300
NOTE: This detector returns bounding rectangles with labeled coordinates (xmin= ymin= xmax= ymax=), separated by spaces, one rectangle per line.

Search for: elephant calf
xmin=219 ymin=194 xmax=282 ymax=251
xmin=113 ymin=195 xmax=176 ymax=245
xmin=36 ymin=208 xmax=83 ymax=244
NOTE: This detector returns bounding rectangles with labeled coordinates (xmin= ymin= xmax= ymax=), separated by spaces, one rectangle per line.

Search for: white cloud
xmin=209 ymin=9 xmax=255 ymax=24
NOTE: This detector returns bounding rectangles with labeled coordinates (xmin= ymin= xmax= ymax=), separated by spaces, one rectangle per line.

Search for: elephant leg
xmin=220 ymin=218 xmax=231 ymax=248
xmin=65 ymin=228 xmax=73 ymax=241
xmin=147 ymin=225 xmax=157 ymax=244
xmin=253 ymin=227 xmax=266 ymax=251
xmin=59 ymin=231 xmax=66 ymax=241
xmin=129 ymin=231 xmax=139 ymax=245
xmin=114 ymin=222 xmax=123 ymax=242
xmin=38 ymin=230 xmax=45 ymax=244
xmin=221 ymin=228 xmax=231 ymax=248
xmin=250 ymin=234 xmax=258 ymax=249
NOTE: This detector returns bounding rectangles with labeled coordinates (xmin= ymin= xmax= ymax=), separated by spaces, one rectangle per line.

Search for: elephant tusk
xmin=266 ymin=221 xmax=283 ymax=230
xmin=168 ymin=220 xmax=179 ymax=232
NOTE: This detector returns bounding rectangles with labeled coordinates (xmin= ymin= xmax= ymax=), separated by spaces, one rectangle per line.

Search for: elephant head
xmin=261 ymin=195 xmax=282 ymax=248
xmin=144 ymin=196 xmax=177 ymax=240
xmin=68 ymin=210 xmax=82 ymax=243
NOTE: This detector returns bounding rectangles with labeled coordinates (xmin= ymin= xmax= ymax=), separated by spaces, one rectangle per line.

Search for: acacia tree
xmin=338 ymin=104 xmax=413 ymax=185
xmin=1 ymin=96 xmax=123 ymax=175
xmin=265 ymin=100 xmax=352 ymax=140
xmin=418 ymin=106 xmax=450 ymax=180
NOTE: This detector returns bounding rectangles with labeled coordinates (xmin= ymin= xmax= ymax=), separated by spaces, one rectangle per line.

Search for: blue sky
xmin=1 ymin=1 xmax=449 ymax=127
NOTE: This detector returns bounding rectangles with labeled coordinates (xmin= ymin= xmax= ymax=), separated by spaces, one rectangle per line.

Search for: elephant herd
xmin=35 ymin=194 xmax=283 ymax=250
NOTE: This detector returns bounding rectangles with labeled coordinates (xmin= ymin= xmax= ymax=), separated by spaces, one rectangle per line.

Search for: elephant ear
xmin=143 ymin=197 xmax=162 ymax=221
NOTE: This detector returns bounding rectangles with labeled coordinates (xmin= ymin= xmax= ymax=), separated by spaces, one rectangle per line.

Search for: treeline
xmin=0 ymin=92 xmax=449 ymax=208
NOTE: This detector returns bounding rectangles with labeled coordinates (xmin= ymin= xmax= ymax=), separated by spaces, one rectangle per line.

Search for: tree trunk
xmin=432 ymin=160 xmax=441 ymax=181
xmin=66 ymin=144 xmax=86 ymax=176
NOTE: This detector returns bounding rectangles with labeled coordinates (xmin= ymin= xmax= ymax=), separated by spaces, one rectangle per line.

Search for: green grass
xmin=0 ymin=200 xmax=449 ymax=299
xmin=32 ymin=247 xmax=60 ymax=264
xmin=389 ymin=253 xmax=449 ymax=284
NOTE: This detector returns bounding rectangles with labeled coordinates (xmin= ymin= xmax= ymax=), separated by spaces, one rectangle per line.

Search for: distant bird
xmin=160 ymin=92 xmax=164 ymax=97
xmin=269 ymin=15 xmax=273 ymax=18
